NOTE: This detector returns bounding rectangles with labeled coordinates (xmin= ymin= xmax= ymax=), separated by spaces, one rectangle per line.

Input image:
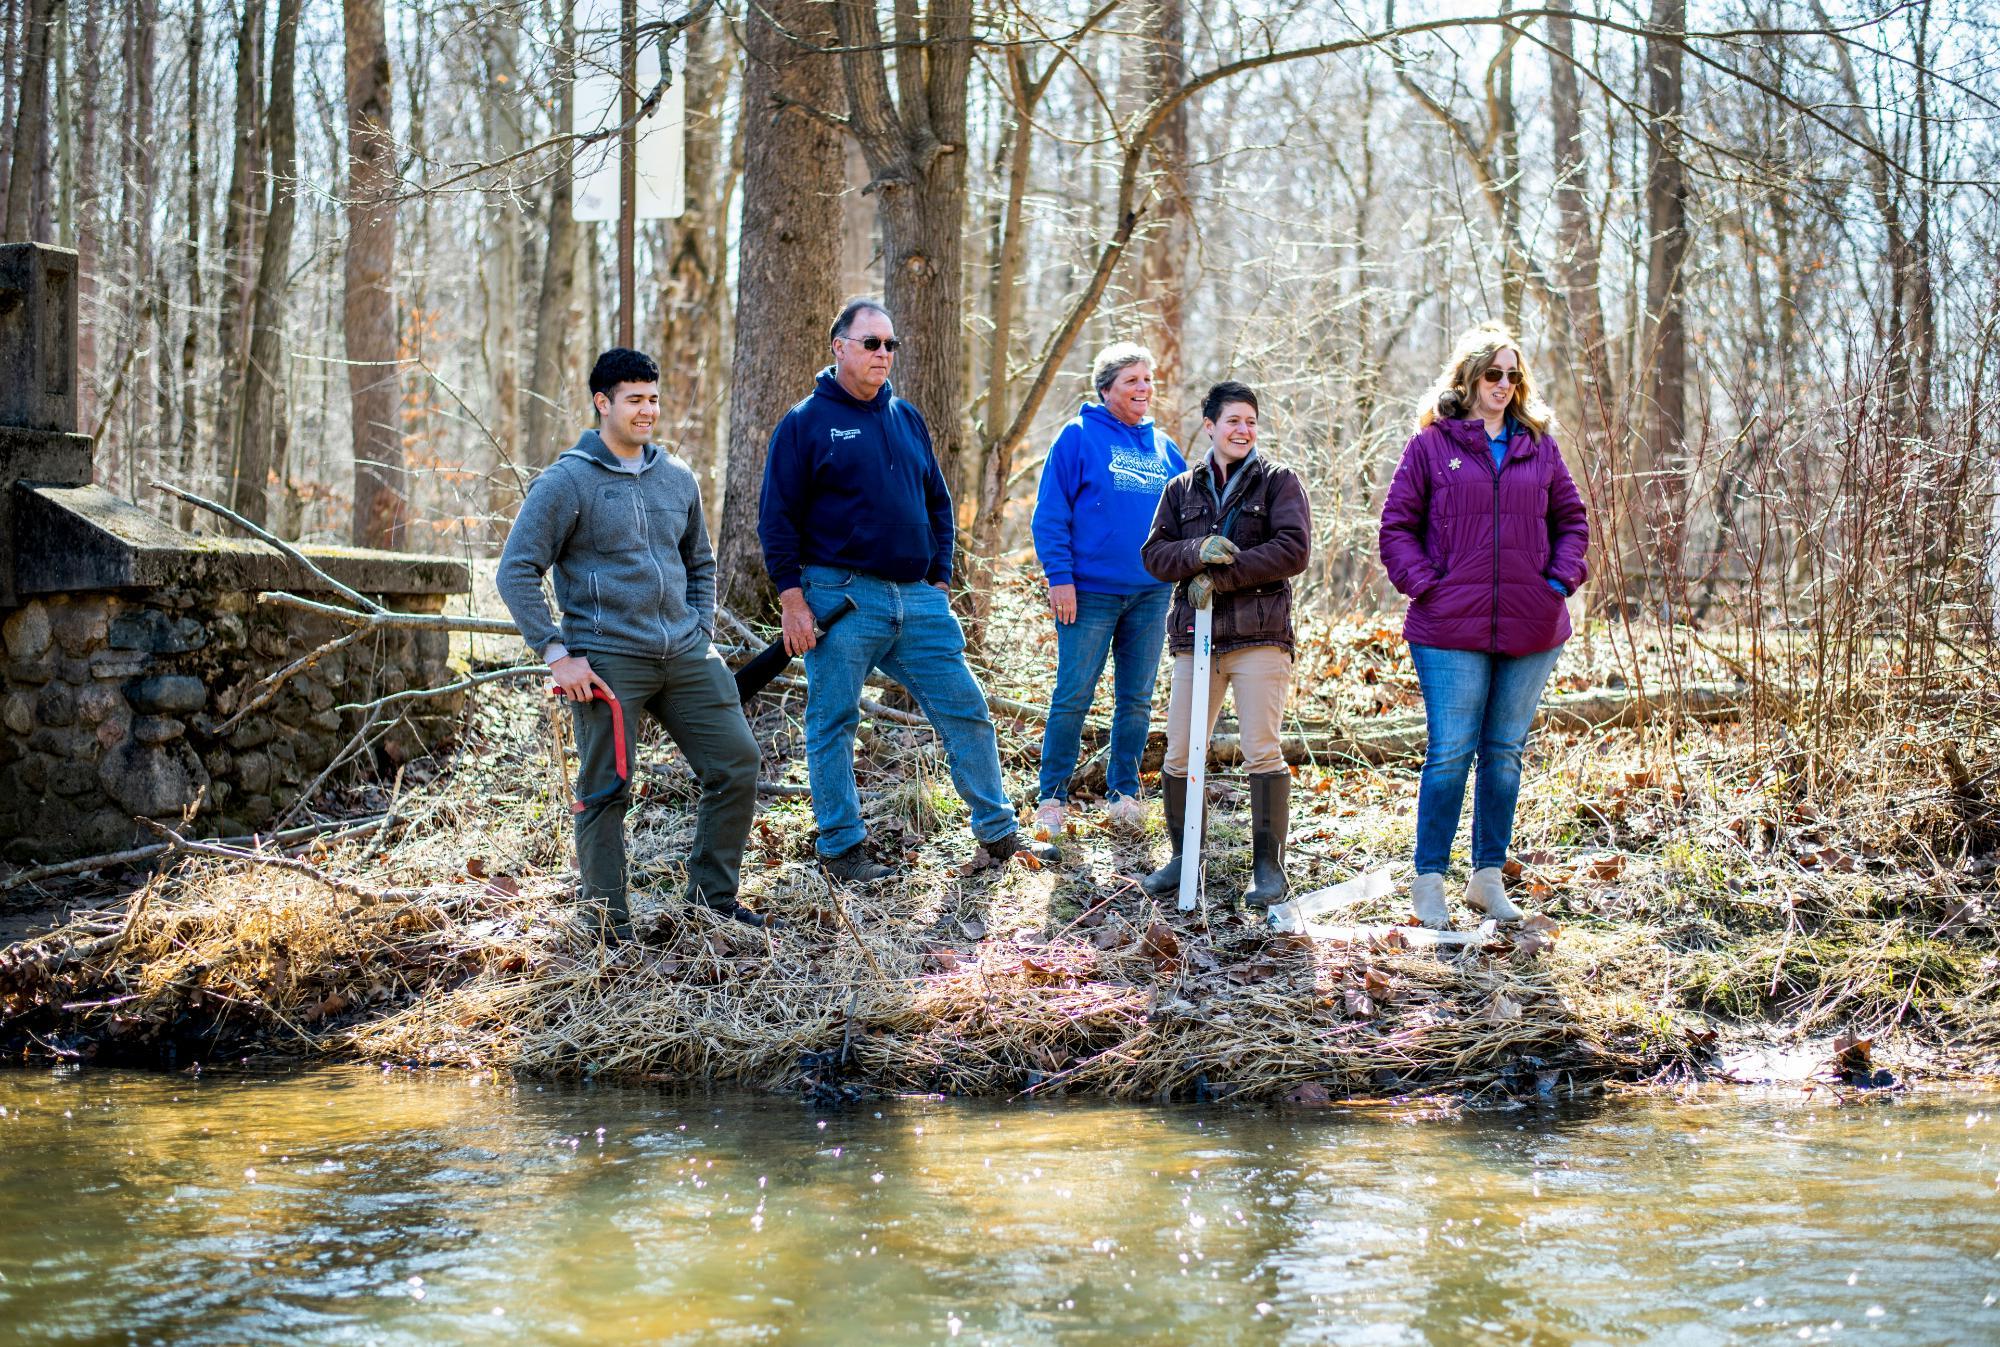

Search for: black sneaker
xmin=711 ymin=902 xmax=776 ymax=930
xmin=978 ymin=831 xmax=1062 ymax=866
xmin=821 ymin=844 xmax=892 ymax=883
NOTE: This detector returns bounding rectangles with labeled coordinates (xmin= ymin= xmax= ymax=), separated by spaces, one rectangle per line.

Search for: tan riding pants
xmin=1162 ymin=644 xmax=1293 ymax=777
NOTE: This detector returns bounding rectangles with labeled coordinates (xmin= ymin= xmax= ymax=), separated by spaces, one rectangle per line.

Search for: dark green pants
xmin=571 ymin=645 xmax=760 ymax=929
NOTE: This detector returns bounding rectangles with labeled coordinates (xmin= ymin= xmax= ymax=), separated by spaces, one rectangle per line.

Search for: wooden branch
xmin=336 ymin=665 xmax=546 ymax=714
xmin=0 ymin=815 xmax=394 ymax=894
xmin=214 ymin=625 xmax=375 ymax=737
xmin=256 ymin=590 xmax=520 ymax=634
xmin=140 ymin=819 xmax=427 ymax=905
xmin=149 ymin=480 xmax=383 ymax=615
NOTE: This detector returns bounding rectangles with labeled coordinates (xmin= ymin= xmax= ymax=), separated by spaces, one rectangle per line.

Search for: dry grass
xmin=4 ymin=574 xmax=1998 ymax=1099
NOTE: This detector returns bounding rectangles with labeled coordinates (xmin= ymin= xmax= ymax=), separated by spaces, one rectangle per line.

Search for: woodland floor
xmin=2 ymin=570 xmax=1996 ymax=1106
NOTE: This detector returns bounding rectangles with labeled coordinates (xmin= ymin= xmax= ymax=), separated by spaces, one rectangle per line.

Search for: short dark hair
xmin=589 ymin=347 xmax=659 ymax=400
xmin=830 ymin=297 xmax=891 ymax=342
xmin=1201 ymin=380 xmax=1259 ymax=423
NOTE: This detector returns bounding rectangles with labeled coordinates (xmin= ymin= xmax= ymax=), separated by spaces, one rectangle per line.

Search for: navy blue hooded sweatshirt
xmin=758 ymin=368 xmax=954 ymax=592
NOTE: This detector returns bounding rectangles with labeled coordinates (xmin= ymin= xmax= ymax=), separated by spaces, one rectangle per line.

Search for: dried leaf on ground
xmin=1489 ymin=991 xmax=1524 ymax=1022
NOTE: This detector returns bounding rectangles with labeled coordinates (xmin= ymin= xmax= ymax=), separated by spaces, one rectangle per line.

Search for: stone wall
xmin=0 ymin=587 xmax=459 ymax=860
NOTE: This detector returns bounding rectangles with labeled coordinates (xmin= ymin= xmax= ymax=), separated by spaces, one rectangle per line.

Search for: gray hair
xmin=831 ymin=297 xmax=892 ymax=342
xmin=1091 ymin=341 xmax=1155 ymax=399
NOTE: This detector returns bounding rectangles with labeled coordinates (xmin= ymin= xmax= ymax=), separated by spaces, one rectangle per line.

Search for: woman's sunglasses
xmin=842 ymin=336 xmax=901 ymax=352
xmin=1480 ymin=367 xmax=1523 ymax=385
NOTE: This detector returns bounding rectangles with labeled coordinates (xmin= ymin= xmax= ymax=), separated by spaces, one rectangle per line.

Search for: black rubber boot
xmin=1242 ymin=771 xmax=1291 ymax=909
xmin=1141 ymin=773 xmax=1188 ymax=897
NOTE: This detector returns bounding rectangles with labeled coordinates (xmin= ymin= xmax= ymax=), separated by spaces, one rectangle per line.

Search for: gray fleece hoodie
xmin=496 ymin=430 xmax=716 ymax=662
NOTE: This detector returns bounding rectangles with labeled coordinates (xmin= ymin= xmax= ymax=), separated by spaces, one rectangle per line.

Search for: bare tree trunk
xmin=1138 ymin=0 xmax=1190 ymax=445
xmin=175 ymin=0 xmax=201 ymax=529
xmin=214 ymin=0 xmax=265 ymax=492
xmin=343 ymin=0 xmax=404 ymax=548
xmin=1495 ymin=0 xmax=1524 ymax=330
xmin=838 ymin=135 xmax=876 ymax=298
xmin=522 ymin=0 xmax=577 ymax=474
xmin=1640 ymin=0 xmax=1689 ymax=587
xmin=656 ymin=10 xmax=731 ymax=482
xmin=831 ymin=0 xmax=974 ymax=501
xmin=2 ymin=0 xmax=56 ymax=240
xmin=479 ymin=12 xmax=523 ymax=535
xmin=1 ymin=0 xmax=18 ymax=208
xmin=964 ymin=44 xmax=1047 ymax=628
xmin=1548 ymin=0 xmax=1620 ymax=601
xmin=231 ymin=0 xmax=298 ymax=528
xmin=716 ymin=0 xmax=842 ymax=618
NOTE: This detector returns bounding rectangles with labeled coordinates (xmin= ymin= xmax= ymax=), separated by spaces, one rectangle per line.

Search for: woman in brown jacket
xmin=1138 ymin=381 xmax=1312 ymax=907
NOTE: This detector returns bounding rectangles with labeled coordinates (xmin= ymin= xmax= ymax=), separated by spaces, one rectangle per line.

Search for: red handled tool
xmin=548 ymin=684 xmax=627 ymax=814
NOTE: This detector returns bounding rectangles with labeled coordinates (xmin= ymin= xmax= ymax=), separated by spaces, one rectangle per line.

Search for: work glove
xmin=1197 ymin=535 xmax=1239 ymax=565
xmin=1188 ymin=573 xmax=1215 ymax=610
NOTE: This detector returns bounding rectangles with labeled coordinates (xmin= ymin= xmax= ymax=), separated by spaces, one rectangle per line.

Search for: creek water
xmin=0 ymin=1069 xmax=1994 ymax=1345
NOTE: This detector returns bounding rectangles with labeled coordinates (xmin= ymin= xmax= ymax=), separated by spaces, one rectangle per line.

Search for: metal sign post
xmin=617 ymin=0 xmax=637 ymax=345
xmin=1177 ymin=604 xmax=1213 ymax=915
xmin=572 ymin=0 xmax=687 ymax=344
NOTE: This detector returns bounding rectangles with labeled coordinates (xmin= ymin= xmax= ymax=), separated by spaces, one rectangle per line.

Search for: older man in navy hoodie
xmin=760 ymin=299 xmax=1060 ymax=882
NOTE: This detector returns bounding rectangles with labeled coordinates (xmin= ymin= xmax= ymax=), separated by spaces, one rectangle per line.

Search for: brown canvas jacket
xmin=1142 ymin=452 xmax=1312 ymax=656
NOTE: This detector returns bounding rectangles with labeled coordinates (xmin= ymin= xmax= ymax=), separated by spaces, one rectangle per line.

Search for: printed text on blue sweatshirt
xmin=759 ymin=369 xmax=954 ymax=593
xmin=1031 ymin=401 xmax=1185 ymax=595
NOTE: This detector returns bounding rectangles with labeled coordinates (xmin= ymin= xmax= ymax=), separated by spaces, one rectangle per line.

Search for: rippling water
xmin=0 ymin=1068 xmax=1995 ymax=1344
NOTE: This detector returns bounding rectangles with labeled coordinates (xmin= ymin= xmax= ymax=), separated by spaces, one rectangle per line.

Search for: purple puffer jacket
xmin=1378 ymin=418 xmax=1589 ymax=656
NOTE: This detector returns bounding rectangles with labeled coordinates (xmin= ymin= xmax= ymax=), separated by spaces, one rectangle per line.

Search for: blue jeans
xmin=1036 ymin=587 xmax=1171 ymax=803
xmin=799 ymin=566 xmax=1017 ymax=857
xmin=1408 ymin=643 xmax=1564 ymax=873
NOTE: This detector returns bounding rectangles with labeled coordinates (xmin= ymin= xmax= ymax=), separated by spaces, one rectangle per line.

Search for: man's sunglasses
xmin=842 ymin=335 xmax=901 ymax=352
xmin=1480 ymin=367 xmax=1522 ymax=385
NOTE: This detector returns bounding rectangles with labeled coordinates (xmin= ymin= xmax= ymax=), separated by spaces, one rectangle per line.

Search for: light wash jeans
xmin=799 ymin=565 xmax=1017 ymax=857
xmin=1408 ymin=642 xmax=1564 ymax=874
xmin=1036 ymin=586 xmax=1171 ymax=803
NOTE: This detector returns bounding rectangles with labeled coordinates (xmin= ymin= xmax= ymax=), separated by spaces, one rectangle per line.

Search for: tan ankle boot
xmin=1465 ymin=867 xmax=1524 ymax=923
xmin=1411 ymin=872 xmax=1450 ymax=929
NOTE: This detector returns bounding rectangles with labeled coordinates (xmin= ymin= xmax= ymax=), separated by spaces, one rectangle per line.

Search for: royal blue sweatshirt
xmin=759 ymin=369 xmax=955 ymax=593
xmin=1031 ymin=401 xmax=1185 ymax=594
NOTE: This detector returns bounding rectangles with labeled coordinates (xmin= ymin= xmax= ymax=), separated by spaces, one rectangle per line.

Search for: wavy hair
xmin=1415 ymin=323 xmax=1552 ymax=437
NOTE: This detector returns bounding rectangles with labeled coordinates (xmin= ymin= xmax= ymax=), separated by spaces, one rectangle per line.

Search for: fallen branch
xmin=257 ymin=590 xmax=520 ymax=634
xmin=336 ymin=665 xmax=546 ymax=713
xmin=0 ymin=815 xmax=396 ymax=894
xmin=150 ymin=480 xmax=383 ymax=615
xmin=141 ymin=819 xmax=428 ymax=905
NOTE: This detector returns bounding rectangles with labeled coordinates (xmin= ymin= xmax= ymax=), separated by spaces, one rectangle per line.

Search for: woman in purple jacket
xmin=1378 ymin=326 xmax=1589 ymax=928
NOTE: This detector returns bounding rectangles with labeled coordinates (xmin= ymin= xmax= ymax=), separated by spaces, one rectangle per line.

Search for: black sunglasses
xmin=842 ymin=335 xmax=900 ymax=352
xmin=1480 ymin=367 xmax=1522 ymax=385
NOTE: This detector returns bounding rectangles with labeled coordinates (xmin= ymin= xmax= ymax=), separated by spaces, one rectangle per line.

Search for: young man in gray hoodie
xmin=496 ymin=348 xmax=764 ymax=941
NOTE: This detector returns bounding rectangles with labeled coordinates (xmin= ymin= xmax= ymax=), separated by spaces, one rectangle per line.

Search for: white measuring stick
xmin=1177 ymin=603 xmax=1213 ymax=914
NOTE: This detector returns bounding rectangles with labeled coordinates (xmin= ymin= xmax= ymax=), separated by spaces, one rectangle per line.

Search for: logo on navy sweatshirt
xmin=831 ymin=427 xmax=860 ymax=442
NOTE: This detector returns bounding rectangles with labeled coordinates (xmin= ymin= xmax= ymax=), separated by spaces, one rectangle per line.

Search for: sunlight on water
xmin=0 ymin=1069 xmax=1995 ymax=1345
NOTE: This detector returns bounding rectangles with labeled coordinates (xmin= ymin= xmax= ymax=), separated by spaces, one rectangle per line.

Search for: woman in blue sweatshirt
xmin=1030 ymin=343 xmax=1187 ymax=834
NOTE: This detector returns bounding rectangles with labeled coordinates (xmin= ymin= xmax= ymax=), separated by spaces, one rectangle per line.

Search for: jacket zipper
xmin=638 ymin=482 xmax=669 ymax=656
xmin=1488 ymin=435 xmax=1504 ymax=654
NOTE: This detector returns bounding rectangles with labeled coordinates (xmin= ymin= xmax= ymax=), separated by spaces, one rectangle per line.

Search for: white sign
xmin=571 ymin=34 xmax=685 ymax=221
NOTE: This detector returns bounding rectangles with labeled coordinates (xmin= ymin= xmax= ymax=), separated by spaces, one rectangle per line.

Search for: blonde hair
xmin=1415 ymin=323 xmax=1553 ymax=437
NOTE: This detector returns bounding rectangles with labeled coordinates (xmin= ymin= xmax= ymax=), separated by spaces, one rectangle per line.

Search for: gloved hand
xmin=1188 ymin=573 xmax=1215 ymax=610
xmin=1197 ymin=535 xmax=1239 ymax=565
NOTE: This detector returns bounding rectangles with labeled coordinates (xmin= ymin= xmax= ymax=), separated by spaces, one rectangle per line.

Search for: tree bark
xmin=1640 ymin=0 xmax=1689 ymax=584
xmin=656 ymin=10 xmax=731 ymax=486
xmin=716 ymin=0 xmax=842 ymax=619
xmin=230 ymin=0 xmax=299 ymax=528
xmin=479 ymin=13 xmax=523 ymax=534
xmin=175 ymin=0 xmax=202 ymax=529
xmin=522 ymin=0 xmax=577 ymax=474
xmin=343 ymin=0 xmax=405 ymax=548
xmin=831 ymin=0 xmax=974 ymax=508
xmin=214 ymin=0 xmax=265 ymax=492
xmin=2 ymin=0 xmax=57 ymax=241
xmin=1137 ymin=0 xmax=1191 ymax=446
